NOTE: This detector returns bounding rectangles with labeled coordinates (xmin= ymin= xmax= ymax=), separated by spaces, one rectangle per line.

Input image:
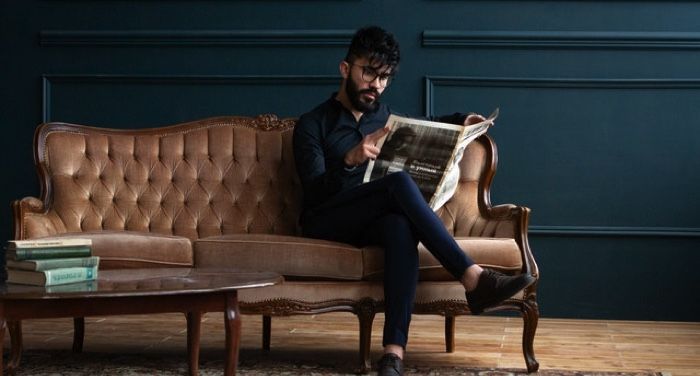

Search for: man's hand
xmin=465 ymin=108 xmax=499 ymax=127
xmin=464 ymin=113 xmax=488 ymax=126
xmin=344 ymin=126 xmax=390 ymax=167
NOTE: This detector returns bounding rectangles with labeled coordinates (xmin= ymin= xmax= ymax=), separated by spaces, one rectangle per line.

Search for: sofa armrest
xmin=484 ymin=204 xmax=539 ymax=279
xmin=12 ymin=196 xmax=66 ymax=240
xmin=447 ymin=196 xmax=538 ymax=279
xmin=488 ymin=203 xmax=520 ymax=219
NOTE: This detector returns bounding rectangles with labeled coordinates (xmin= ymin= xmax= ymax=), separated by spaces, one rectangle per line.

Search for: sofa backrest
xmin=29 ymin=115 xmax=302 ymax=240
xmin=435 ymin=133 xmax=496 ymax=237
xmin=22 ymin=115 xmax=497 ymax=241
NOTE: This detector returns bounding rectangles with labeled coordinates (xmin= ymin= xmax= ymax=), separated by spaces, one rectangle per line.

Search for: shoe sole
xmin=468 ymin=274 xmax=536 ymax=315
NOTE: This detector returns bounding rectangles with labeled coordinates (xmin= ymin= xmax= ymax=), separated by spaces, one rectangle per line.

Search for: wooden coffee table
xmin=0 ymin=268 xmax=282 ymax=376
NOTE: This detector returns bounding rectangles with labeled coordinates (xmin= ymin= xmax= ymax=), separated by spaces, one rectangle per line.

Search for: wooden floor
xmin=5 ymin=312 xmax=700 ymax=375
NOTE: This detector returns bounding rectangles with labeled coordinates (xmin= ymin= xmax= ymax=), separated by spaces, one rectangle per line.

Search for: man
xmin=293 ymin=26 xmax=535 ymax=376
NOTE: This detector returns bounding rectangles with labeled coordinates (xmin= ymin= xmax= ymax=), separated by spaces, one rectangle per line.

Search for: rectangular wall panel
xmin=426 ymin=77 xmax=700 ymax=231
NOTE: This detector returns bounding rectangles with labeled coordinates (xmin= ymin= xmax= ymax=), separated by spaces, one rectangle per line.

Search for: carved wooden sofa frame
xmin=12 ymin=115 xmax=540 ymax=373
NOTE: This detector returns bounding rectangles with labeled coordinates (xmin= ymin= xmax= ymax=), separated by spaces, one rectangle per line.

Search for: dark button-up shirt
xmin=293 ymin=93 xmax=467 ymax=213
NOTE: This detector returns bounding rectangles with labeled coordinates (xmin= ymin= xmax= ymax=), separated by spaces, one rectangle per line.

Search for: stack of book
xmin=5 ymin=238 xmax=99 ymax=286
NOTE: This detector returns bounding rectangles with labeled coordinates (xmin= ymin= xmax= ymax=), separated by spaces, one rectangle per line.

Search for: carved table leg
xmin=1 ymin=318 xmax=5 ymax=376
xmin=72 ymin=317 xmax=85 ymax=353
xmin=445 ymin=315 xmax=456 ymax=353
xmin=0 ymin=319 xmax=18 ymax=376
xmin=187 ymin=311 xmax=202 ymax=376
xmin=6 ymin=320 xmax=22 ymax=375
xmin=224 ymin=291 xmax=241 ymax=376
xmin=262 ymin=315 xmax=271 ymax=351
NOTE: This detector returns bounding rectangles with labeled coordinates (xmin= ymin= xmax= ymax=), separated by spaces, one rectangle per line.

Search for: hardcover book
xmin=6 ymin=265 xmax=99 ymax=286
xmin=5 ymin=246 xmax=92 ymax=261
xmin=6 ymin=256 xmax=100 ymax=271
xmin=7 ymin=238 xmax=92 ymax=249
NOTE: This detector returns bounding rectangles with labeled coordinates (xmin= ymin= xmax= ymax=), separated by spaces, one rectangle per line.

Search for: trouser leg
xmin=305 ymin=173 xmax=472 ymax=269
xmin=377 ymin=172 xmax=474 ymax=277
xmin=305 ymin=172 xmax=473 ymax=275
xmin=302 ymin=172 xmax=476 ymax=347
xmin=362 ymin=213 xmax=419 ymax=348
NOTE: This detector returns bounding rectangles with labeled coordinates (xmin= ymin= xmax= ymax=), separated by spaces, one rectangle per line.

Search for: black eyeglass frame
xmin=347 ymin=62 xmax=395 ymax=87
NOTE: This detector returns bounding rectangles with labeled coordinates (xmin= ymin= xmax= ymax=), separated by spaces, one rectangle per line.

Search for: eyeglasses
xmin=348 ymin=62 xmax=394 ymax=87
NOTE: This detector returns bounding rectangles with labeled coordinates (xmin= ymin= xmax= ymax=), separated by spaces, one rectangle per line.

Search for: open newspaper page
xmin=363 ymin=109 xmax=498 ymax=210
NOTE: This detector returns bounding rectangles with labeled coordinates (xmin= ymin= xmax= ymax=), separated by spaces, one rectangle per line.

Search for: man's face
xmin=344 ymin=57 xmax=392 ymax=113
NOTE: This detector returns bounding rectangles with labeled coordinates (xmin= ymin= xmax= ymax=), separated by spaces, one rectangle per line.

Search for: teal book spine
xmin=6 ymin=256 xmax=100 ymax=271
xmin=7 ymin=265 xmax=99 ymax=286
xmin=45 ymin=266 xmax=98 ymax=286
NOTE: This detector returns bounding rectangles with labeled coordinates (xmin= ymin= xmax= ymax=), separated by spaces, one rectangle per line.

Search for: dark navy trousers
xmin=301 ymin=171 xmax=474 ymax=348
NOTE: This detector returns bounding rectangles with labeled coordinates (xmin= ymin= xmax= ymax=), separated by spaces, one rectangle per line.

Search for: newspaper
xmin=363 ymin=108 xmax=498 ymax=210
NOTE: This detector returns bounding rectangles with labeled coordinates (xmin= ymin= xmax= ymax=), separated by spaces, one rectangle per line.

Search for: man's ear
xmin=339 ymin=61 xmax=350 ymax=79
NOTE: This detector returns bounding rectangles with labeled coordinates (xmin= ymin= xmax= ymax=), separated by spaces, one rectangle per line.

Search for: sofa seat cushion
xmin=237 ymin=280 xmax=524 ymax=307
xmin=419 ymin=237 xmax=523 ymax=280
xmin=362 ymin=237 xmax=523 ymax=281
xmin=36 ymin=231 xmax=193 ymax=269
xmin=194 ymin=234 xmax=370 ymax=281
xmin=195 ymin=234 xmax=521 ymax=282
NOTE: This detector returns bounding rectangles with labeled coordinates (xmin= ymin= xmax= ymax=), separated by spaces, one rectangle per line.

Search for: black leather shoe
xmin=376 ymin=353 xmax=403 ymax=376
xmin=466 ymin=269 xmax=535 ymax=315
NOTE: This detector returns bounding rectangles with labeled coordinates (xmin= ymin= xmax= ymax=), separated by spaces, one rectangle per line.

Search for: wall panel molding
xmin=42 ymin=74 xmax=339 ymax=122
xmin=424 ymin=76 xmax=700 ymax=116
xmin=530 ymin=226 xmax=700 ymax=238
xmin=423 ymin=30 xmax=700 ymax=49
xmin=40 ymin=30 xmax=354 ymax=47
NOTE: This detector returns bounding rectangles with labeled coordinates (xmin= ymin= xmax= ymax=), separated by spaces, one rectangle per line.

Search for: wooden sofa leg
xmin=356 ymin=300 xmax=376 ymax=373
xmin=73 ymin=317 xmax=85 ymax=353
xmin=522 ymin=299 xmax=540 ymax=373
xmin=445 ymin=315 xmax=455 ymax=353
xmin=262 ymin=315 xmax=271 ymax=351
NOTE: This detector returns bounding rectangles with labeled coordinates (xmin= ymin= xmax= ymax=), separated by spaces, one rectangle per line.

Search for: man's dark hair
xmin=345 ymin=26 xmax=400 ymax=70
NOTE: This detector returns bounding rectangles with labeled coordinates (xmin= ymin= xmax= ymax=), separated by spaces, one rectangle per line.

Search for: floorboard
xmin=5 ymin=313 xmax=699 ymax=375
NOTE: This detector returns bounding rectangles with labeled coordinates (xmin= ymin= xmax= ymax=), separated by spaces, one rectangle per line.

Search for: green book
xmin=6 ymin=256 xmax=100 ymax=271
xmin=6 ymin=265 xmax=99 ymax=286
xmin=7 ymin=238 xmax=91 ymax=249
xmin=5 ymin=246 xmax=92 ymax=261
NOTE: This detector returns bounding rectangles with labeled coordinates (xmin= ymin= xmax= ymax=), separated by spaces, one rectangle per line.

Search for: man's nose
xmin=368 ymin=76 xmax=382 ymax=89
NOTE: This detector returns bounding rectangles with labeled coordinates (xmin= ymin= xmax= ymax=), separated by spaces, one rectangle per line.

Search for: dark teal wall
xmin=2 ymin=1 xmax=698 ymax=320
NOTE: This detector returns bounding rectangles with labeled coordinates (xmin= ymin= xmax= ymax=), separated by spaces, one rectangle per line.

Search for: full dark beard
xmin=345 ymin=72 xmax=380 ymax=113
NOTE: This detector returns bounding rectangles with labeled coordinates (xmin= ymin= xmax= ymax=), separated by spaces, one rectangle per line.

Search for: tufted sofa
xmin=12 ymin=115 xmax=540 ymax=372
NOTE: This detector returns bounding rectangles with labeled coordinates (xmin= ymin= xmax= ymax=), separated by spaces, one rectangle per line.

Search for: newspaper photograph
xmin=364 ymin=108 xmax=498 ymax=210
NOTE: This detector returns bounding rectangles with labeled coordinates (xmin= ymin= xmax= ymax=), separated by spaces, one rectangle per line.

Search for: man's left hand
xmin=464 ymin=113 xmax=488 ymax=126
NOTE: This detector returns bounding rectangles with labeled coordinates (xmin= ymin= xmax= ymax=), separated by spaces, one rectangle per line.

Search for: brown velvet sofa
xmin=12 ymin=115 xmax=540 ymax=372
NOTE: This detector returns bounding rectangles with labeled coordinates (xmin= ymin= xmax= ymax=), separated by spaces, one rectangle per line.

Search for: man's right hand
xmin=343 ymin=126 xmax=390 ymax=167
